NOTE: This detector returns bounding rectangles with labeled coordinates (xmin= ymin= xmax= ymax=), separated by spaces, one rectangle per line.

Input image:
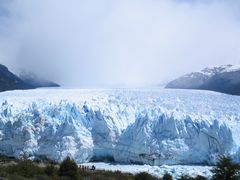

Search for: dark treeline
xmin=0 ymin=155 xmax=239 ymax=180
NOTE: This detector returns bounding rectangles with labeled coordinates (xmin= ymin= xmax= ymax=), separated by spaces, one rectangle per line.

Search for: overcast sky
xmin=0 ymin=0 xmax=240 ymax=87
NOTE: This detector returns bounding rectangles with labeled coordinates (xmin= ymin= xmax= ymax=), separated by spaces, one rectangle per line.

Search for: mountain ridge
xmin=0 ymin=64 xmax=60 ymax=92
xmin=165 ymin=64 xmax=240 ymax=95
xmin=19 ymin=70 xmax=60 ymax=88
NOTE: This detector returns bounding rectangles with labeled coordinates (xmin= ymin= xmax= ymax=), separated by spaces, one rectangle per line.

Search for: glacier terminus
xmin=0 ymin=88 xmax=239 ymax=166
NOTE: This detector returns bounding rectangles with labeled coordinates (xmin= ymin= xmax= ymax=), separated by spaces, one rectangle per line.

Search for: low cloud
xmin=0 ymin=0 xmax=240 ymax=87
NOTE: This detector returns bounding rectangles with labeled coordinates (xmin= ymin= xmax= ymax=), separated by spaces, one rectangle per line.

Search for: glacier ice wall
xmin=0 ymin=89 xmax=239 ymax=165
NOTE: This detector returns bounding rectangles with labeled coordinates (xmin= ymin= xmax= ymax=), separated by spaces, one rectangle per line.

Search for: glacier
xmin=80 ymin=163 xmax=213 ymax=179
xmin=0 ymin=88 xmax=240 ymax=165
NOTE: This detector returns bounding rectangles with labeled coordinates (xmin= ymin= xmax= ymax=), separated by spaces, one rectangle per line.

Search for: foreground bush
xmin=59 ymin=156 xmax=79 ymax=179
xmin=194 ymin=175 xmax=208 ymax=180
xmin=162 ymin=172 xmax=173 ymax=180
xmin=44 ymin=164 xmax=58 ymax=177
xmin=4 ymin=155 xmax=234 ymax=180
xmin=177 ymin=175 xmax=193 ymax=180
xmin=5 ymin=159 xmax=43 ymax=178
xmin=211 ymin=155 xmax=240 ymax=180
xmin=0 ymin=156 xmax=137 ymax=180
xmin=177 ymin=175 xmax=207 ymax=180
xmin=134 ymin=172 xmax=157 ymax=180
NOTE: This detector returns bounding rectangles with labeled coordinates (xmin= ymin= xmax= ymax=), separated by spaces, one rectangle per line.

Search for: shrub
xmin=4 ymin=174 xmax=27 ymax=180
xmin=194 ymin=175 xmax=207 ymax=180
xmin=177 ymin=175 xmax=192 ymax=180
xmin=59 ymin=156 xmax=78 ymax=180
xmin=32 ymin=174 xmax=50 ymax=180
xmin=44 ymin=164 xmax=57 ymax=177
xmin=162 ymin=172 xmax=173 ymax=180
xmin=211 ymin=155 xmax=240 ymax=180
xmin=177 ymin=175 xmax=208 ymax=180
xmin=135 ymin=172 xmax=156 ymax=180
xmin=6 ymin=159 xmax=43 ymax=178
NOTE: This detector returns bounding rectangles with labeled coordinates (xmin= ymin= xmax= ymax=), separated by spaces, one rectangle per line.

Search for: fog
xmin=0 ymin=0 xmax=240 ymax=87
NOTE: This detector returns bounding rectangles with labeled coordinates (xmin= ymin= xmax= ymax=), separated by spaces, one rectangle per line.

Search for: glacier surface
xmin=0 ymin=88 xmax=240 ymax=165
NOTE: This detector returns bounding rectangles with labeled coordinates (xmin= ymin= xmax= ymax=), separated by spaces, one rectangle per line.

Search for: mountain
xmin=0 ymin=64 xmax=30 ymax=91
xmin=0 ymin=64 xmax=59 ymax=92
xmin=19 ymin=71 xmax=60 ymax=88
xmin=165 ymin=64 xmax=240 ymax=95
xmin=0 ymin=89 xmax=239 ymax=165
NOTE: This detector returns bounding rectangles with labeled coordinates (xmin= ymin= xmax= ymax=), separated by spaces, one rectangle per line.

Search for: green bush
xmin=78 ymin=169 xmax=135 ymax=180
xmin=194 ymin=175 xmax=207 ymax=180
xmin=44 ymin=164 xmax=57 ymax=177
xmin=211 ymin=155 xmax=240 ymax=180
xmin=59 ymin=156 xmax=78 ymax=180
xmin=177 ymin=175 xmax=208 ymax=180
xmin=177 ymin=175 xmax=192 ymax=180
xmin=31 ymin=174 xmax=50 ymax=180
xmin=162 ymin=172 xmax=173 ymax=180
xmin=6 ymin=159 xmax=43 ymax=178
xmin=134 ymin=172 xmax=156 ymax=180
xmin=4 ymin=174 xmax=28 ymax=180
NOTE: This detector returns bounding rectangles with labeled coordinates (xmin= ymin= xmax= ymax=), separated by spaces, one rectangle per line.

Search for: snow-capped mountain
xmin=0 ymin=88 xmax=240 ymax=166
xmin=165 ymin=65 xmax=240 ymax=95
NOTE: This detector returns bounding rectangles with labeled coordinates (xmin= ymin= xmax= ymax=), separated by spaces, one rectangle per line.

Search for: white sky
xmin=0 ymin=0 xmax=240 ymax=87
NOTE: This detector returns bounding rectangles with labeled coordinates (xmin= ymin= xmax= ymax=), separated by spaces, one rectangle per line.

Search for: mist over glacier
xmin=0 ymin=0 xmax=240 ymax=87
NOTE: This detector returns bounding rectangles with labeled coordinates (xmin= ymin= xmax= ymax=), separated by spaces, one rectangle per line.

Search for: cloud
xmin=0 ymin=0 xmax=240 ymax=87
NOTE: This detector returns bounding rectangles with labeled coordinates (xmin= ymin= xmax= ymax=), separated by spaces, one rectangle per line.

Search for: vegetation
xmin=177 ymin=175 xmax=207 ymax=180
xmin=44 ymin=164 xmax=58 ymax=177
xmin=211 ymin=155 xmax=240 ymax=180
xmin=0 ymin=159 xmax=44 ymax=179
xmin=134 ymin=172 xmax=157 ymax=180
xmin=1 ymin=154 xmax=240 ymax=180
xmin=0 ymin=155 xmax=136 ymax=180
xmin=162 ymin=172 xmax=173 ymax=180
xmin=59 ymin=156 xmax=79 ymax=179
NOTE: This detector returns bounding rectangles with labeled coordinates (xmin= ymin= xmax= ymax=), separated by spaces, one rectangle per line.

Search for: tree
xmin=162 ymin=172 xmax=173 ymax=180
xmin=134 ymin=172 xmax=156 ymax=180
xmin=211 ymin=155 xmax=240 ymax=180
xmin=44 ymin=164 xmax=57 ymax=177
xmin=194 ymin=175 xmax=207 ymax=180
xmin=177 ymin=175 xmax=207 ymax=180
xmin=59 ymin=156 xmax=78 ymax=179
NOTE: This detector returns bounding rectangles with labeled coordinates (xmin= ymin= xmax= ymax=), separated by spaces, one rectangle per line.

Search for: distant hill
xmin=0 ymin=64 xmax=59 ymax=92
xmin=165 ymin=64 xmax=240 ymax=95
xmin=0 ymin=64 xmax=29 ymax=92
xmin=19 ymin=71 xmax=60 ymax=88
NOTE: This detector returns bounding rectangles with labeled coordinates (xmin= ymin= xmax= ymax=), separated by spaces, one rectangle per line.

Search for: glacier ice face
xmin=0 ymin=88 xmax=239 ymax=165
xmin=114 ymin=114 xmax=233 ymax=165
